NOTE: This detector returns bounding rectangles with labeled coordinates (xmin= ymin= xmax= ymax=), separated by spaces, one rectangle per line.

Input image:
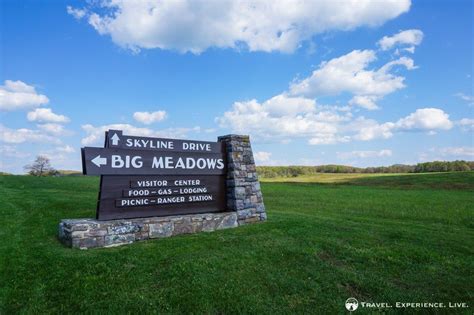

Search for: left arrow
xmin=91 ymin=155 xmax=107 ymax=167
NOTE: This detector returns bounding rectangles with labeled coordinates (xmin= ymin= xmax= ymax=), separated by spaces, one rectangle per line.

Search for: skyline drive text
xmin=124 ymin=138 xmax=213 ymax=152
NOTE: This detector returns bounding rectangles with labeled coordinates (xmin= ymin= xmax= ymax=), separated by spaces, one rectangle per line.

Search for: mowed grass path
xmin=0 ymin=173 xmax=473 ymax=313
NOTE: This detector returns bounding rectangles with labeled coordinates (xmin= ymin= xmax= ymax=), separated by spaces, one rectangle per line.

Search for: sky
xmin=1 ymin=0 xmax=473 ymax=173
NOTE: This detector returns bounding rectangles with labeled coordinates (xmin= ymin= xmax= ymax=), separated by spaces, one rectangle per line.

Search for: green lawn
xmin=1 ymin=173 xmax=473 ymax=313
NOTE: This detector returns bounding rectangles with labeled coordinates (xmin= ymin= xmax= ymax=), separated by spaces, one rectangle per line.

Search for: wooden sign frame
xmin=82 ymin=130 xmax=227 ymax=220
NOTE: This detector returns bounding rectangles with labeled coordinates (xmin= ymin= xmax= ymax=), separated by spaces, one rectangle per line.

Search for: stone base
xmin=58 ymin=211 xmax=265 ymax=249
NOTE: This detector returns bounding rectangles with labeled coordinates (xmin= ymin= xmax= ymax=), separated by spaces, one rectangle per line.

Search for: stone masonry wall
xmin=218 ymin=135 xmax=267 ymax=225
xmin=59 ymin=134 xmax=266 ymax=249
xmin=59 ymin=212 xmax=238 ymax=249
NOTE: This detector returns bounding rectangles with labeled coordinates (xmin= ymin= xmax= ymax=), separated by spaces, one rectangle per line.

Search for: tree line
xmin=257 ymin=160 xmax=474 ymax=178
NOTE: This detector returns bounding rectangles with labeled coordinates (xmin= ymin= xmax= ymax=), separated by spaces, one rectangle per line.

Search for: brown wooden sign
xmin=81 ymin=130 xmax=227 ymax=220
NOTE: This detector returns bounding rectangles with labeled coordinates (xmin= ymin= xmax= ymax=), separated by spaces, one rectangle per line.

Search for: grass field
xmin=260 ymin=171 xmax=474 ymax=188
xmin=1 ymin=173 xmax=473 ymax=313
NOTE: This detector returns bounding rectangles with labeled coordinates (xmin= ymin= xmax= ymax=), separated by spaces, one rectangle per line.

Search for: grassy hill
xmin=0 ymin=173 xmax=473 ymax=313
xmin=57 ymin=170 xmax=83 ymax=176
xmin=260 ymin=171 xmax=474 ymax=189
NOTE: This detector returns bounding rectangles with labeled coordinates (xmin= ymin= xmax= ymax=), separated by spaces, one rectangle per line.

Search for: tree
xmin=24 ymin=155 xmax=56 ymax=176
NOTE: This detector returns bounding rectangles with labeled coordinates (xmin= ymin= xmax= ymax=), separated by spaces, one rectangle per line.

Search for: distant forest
xmin=257 ymin=160 xmax=474 ymax=178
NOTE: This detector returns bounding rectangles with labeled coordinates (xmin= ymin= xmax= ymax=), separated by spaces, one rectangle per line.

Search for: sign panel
xmin=98 ymin=175 xmax=226 ymax=220
xmin=82 ymin=147 xmax=226 ymax=176
xmin=81 ymin=130 xmax=227 ymax=220
xmin=105 ymin=130 xmax=223 ymax=153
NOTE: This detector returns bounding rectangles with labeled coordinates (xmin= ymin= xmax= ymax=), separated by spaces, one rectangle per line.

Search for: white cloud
xmin=308 ymin=135 xmax=350 ymax=145
xmin=437 ymin=147 xmax=474 ymax=157
xmin=378 ymin=29 xmax=424 ymax=51
xmin=216 ymin=94 xmax=350 ymax=144
xmin=133 ymin=110 xmax=167 ymax=125
xmin=455 ymin=93 xmax=474 ymax=106
xmin=338 ymin=149 xmax=392 ymax=159
xmin=403 ymin=46 xmax=415 ymax=54
xmin=394 ymin=108 xmax=453 ymax=131
xmin=0 ymin=80 xmax=49 ymax=111
xmin=354 ymin=108 xmax=453 ymax=140
xmin=36 ymin=123 xmax=66 ymax=136
xmin=70 ymin=0 xmax=411 ymax=53
xmin=218 ymin=76 xmax=453 ymax=145
xmin=56 ymin=145 xmax=75 ymax=153
xmin=81 ymin=123 xmax=200 ymax=146
xmin=0 ymin=124 xmax=61 ymax=144
xmin=290 ymin=50 xmax=376 ymax=96
xmin=0 ymin=145 xmax=31 ymax=158
xmin=254 ymin=151 xmax=272 ymax=163
xmin=354 ymin=120 xmax=395 ymax=141
xmin=263 ymin=94 xmax=316 ymax=116
xmin=215 ymin=31 xmax=451 ymax=146
xmin=27 ymin=108 xmax=70 ymax=123
xmin=457 ymin=118 xmax=474 ymax=131
xmin=349 ymin=95 xmax=380 ymax=110
xmin=66 ymin=6 xmax=86 ymax=19
xmin=289 ymin=50 xmax=415 ymax=109
xmin=420 ymin=146 xmax=474 ymax=161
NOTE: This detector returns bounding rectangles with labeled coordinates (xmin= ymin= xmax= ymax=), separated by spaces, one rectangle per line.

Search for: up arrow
xmin=111 ymin=133 xmax=120 ymax=145
xmin=91 ymin=155 xmax=107 ymax=167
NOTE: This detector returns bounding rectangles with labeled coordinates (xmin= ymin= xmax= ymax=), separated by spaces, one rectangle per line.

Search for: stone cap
xmin=218 ymin=134 xmax=250 ymax=141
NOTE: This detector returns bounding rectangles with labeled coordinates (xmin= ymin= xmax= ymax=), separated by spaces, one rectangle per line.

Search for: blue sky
xmin=1 ymin=0 xmax=473 ymax=173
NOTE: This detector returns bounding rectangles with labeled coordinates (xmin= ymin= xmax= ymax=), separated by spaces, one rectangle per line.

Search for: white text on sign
xmin=125 ymin=139 xmax=212 ymax=151
xmin=109 ymin=155 xmax=224 ymax=170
